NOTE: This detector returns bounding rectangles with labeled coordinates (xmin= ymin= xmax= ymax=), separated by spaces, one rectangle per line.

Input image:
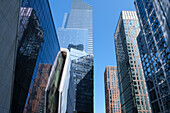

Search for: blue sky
xmin=49 ymin=0 xmax=135 ymax=113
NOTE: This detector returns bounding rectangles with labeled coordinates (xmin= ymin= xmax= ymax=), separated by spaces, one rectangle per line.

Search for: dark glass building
xmin=135 ymin=0 xmax=170 ymax=112
xmin=12 ymin=0 xmax=60 ymax=112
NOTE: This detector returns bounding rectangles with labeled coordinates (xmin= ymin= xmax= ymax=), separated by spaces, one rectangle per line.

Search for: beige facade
xmin=104 ymin=66 xmax=121 ymax=113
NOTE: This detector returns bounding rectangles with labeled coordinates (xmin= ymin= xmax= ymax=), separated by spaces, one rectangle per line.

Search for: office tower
xmin=0 ymin=1 xmax=20 ymax=112
xmin=71 ymin=54 xmax=94 ymax=113
xmin=24 ymin=64 xmax=51 ymax=113
xmin=58 ymin=0 xmax=94 ymax=112
xmin=134 ymin=0 xmax=170 ymax=112
xmin=114 ymin=11 xmax=151 ymax=113
xmin=58 ymin=0 xmax=93 ymax=54
xmin=70 ymin=48 xmax=88 ymax=60
xmin=58 ymin=27 xmax=88 ymax=53
xmin=12 ymin=0 xmax=60 ymax=112
xmin=104 ymin=66 xmax=121 ymax=113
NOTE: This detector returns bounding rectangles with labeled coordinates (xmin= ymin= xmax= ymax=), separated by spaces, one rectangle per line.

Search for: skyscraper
xmin=58 ymin=0 xmax=93 ymax=54
xmin=58 ymin=0 xmax=93 ymax=112
xmin=134 ymin=0 xmax=170 ymax=112
xmin=104 ymin=66 xmax=121 ymax=113
xmin=114 ymin=11 xmax=151 ymax=113
xmin=0 ymin=1 xmax=20 ymax=112
xmin=12 ymin=0 xmax=60 ymax=112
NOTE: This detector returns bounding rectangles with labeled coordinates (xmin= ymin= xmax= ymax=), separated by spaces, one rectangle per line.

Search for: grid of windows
xmin=135 ymin=0 xmax=170 ymax=112
xmin=104 ymin=66 xmax=121 ymax=113
xmin=114 ymin=11 xmax=151 ymax=113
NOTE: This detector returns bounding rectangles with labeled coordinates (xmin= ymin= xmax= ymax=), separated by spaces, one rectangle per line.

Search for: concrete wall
xmin=0 ymin=0 xmax=20 ymax=112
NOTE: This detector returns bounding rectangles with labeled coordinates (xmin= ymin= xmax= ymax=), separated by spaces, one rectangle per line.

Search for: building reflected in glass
xmin=24 ymin=64 xmax=52 ymax=113
xmin=58 ymin=27 xmax=88 ymax=53
xmin=58 ymin=0 xmax=94 ymax=112
xmin=11 ymin=0 xmax=60 ymax=112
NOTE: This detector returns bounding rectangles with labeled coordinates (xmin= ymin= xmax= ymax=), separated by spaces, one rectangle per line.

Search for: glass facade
xmin=70 ymin=48 xmax=88 ymax=60
xmin=135 ymin=0 xmax=170 ymax=112
xmin=58 ymin=28 xmax=88 ymax=53
xmin=12 ymin=0 xmax=60 ymax=113
xmin=58 ymin=0 xmax=93 ymax=54
xmin=57 ymin=0 xmax=94 ymax=112
xmin=25 ymin=64 xmax=52 ymax=113
xmin=114 ymin=11 xmax=151 ymax=113
xmin=71 ymin=55 xmax=94 ymax=113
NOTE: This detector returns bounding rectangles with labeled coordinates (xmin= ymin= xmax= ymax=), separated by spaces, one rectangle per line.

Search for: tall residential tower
xmin=135 ymin=0 xmax=170 ymax=112
xmin=104 ymin=66 xmax=121 ymax=113
xmin=114 ymin=11 xmax=151 ymax=113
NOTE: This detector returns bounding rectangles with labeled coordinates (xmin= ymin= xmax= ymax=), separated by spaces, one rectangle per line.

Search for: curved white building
xmin=45 ymin=48 xmax=71 ymax=113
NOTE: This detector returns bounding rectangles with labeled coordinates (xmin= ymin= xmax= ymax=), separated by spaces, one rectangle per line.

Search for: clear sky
xmin=49 ymin=0 xmax=135 ymax=113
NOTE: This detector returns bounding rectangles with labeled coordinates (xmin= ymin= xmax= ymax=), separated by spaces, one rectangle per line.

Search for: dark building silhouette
xmin=76 ymin=68 xmax=93 ymax=113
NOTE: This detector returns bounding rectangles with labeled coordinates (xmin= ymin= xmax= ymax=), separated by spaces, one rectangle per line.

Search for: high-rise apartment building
xmin=0 ymin=1 xmax=20 ymax=113
xmin=104 ymin=66 xmax=121 ymax=113
xmin=58 ymin=0 xmax=94 ymax=112
xmin=12 ymin=0 xmax=60 ymax=112
xmin=134 ymin=0 xmax=170 ymax=112
xmin=114 ymin=11 xmax=151 ymax=113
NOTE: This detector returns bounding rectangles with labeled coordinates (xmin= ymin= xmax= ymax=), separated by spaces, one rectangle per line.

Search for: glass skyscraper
xmin=135 ymin=0 xmax=170 ymax=112
xmin=11 ymin=0 xmax=60 ymax=113
xmin=58 ymin=0 xmax=93 ymax=54
xmin=104 ymin=66 xmax=121 ymax=113
xmin=114 ymin=11 xmax=151 ymax=113
xmin=58 ymin=0 xmax=93 ymax=112
xmin=58 ymin=27 xmax=88 ymax=53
